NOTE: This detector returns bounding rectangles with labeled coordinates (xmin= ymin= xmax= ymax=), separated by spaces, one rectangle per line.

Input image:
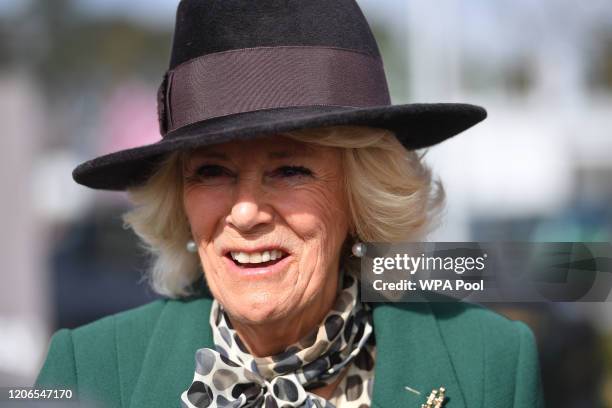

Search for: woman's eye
xmin=273 ymin=166 xmax=313 ymax=178
xmin=194 ymin=165 xmax=232 ymax=178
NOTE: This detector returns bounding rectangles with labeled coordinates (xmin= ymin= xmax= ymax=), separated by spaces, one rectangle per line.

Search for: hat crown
xmin=169 ymin=0 xmax=382 ymax=69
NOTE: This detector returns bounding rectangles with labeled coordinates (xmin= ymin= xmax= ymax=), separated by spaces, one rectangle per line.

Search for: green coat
xmin=36 ymin=296 xmax=544 ymax=408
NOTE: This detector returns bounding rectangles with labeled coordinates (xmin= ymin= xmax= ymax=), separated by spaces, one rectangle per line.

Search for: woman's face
xmin=182 ymin=135 xmax=350 ymax=326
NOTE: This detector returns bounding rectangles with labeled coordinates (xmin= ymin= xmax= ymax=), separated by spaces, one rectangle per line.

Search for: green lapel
xmin=126 ymin=298 xmax=468 ymax=408
xmin=370 ymin=302 xmax=467 ymax=408
xmin=127 ymin=297 xmax=214 ymax=408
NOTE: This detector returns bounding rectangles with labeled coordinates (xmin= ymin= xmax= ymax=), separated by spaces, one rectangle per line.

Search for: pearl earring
xmin=352 ymin=241 xmax=366 ymax=257
xmin=186 ymin=240 xmax=197 ymax=253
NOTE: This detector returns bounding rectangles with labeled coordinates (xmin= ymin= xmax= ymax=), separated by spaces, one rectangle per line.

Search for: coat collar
xmin=126 ymin=297 xmax=466 ymax=408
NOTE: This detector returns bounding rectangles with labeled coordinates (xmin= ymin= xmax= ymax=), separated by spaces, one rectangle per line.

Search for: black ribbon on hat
xmin=157 ymin=46 xmax=391 ymax=136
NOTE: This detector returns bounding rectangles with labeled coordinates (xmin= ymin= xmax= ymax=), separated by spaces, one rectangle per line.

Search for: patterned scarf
xmin=181 ymin=274 xmax=375 ymax=408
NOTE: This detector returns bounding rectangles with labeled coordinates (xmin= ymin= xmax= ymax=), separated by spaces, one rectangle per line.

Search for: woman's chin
xmin=224 ymin=295 xmax=294 ymax=326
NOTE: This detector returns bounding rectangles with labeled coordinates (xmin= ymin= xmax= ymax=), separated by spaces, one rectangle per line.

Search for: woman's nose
xmin=225 ymin=178 xmax=273 ymax=232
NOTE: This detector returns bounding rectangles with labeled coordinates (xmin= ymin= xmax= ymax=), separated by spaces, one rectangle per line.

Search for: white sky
xmin=2 ymin=1 xmax=611 ymax=38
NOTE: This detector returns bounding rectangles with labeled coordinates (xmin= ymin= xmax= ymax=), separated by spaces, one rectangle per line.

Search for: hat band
xmin=158 ymin=46 xmax=391 ymax=135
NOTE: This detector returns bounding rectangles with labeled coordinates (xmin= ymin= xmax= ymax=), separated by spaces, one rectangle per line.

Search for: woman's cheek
xmin=184 ymin=189 xmax=230 ymax=240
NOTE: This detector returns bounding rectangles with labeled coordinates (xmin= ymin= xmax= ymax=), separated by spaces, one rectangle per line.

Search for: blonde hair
xmin=123 ymin=126 xmax=444 ymax=297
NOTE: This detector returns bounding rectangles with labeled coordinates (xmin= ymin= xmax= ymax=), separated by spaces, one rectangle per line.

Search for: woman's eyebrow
xmin=268 ymin=147 xmax=317 ymax=159
xmin=189 ymin=147 xmax=317 ymax=160
xmin=190 ymin=151 xmax=229 ymax=160
xmin=269 ymin=151 xmax=297 ymax=159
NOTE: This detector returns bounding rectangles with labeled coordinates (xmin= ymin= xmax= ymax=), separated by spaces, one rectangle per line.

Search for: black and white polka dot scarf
xmin=181 ymin=274 xmax=375 ymax=408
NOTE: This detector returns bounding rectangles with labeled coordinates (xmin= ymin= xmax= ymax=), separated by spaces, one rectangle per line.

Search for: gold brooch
xmin=421 ymin=387 xmax=446 ymax=408
xmin=405 ymin=385 xmax=447 ymax=407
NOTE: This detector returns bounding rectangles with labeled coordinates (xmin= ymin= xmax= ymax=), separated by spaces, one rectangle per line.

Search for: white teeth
xmin=235 ymin=252 xmax=249 ymax=264
xmin=230 ymin=250 xmax=285 ymax=264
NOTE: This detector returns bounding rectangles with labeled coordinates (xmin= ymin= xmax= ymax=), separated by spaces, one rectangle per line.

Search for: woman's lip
xmin=223 ymin=247 xmax=289 ymax=256
xmin=222 ymin=253 xmax=291 ymax=278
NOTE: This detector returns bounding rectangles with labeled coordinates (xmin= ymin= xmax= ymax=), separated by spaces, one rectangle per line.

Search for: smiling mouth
xmin=226 ymin=249 xmax=289 ymax=268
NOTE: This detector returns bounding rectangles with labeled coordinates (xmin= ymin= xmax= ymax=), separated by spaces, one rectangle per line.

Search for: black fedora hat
xmin=73 ymin=0 xmax=487 ymax=190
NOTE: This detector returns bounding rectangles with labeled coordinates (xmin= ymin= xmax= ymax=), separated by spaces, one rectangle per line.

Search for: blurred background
xmin=0 ymin=0 xmax=611 ymax=406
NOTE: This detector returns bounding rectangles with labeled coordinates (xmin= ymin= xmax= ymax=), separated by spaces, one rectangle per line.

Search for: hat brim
xmin=73 ymin=103 xmax=486 ymax=190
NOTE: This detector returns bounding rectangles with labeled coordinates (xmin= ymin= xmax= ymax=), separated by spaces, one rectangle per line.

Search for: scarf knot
xmin=181 ymin=274 xmax=374 ymax=408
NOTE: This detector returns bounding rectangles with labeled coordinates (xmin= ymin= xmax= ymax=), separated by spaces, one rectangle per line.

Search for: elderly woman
xmin=36 ymin=1 xmax=544 ymax=407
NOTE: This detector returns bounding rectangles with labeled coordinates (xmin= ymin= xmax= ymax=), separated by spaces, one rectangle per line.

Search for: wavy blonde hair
xmin=123 ymin=126 xmax=444 ymax=297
